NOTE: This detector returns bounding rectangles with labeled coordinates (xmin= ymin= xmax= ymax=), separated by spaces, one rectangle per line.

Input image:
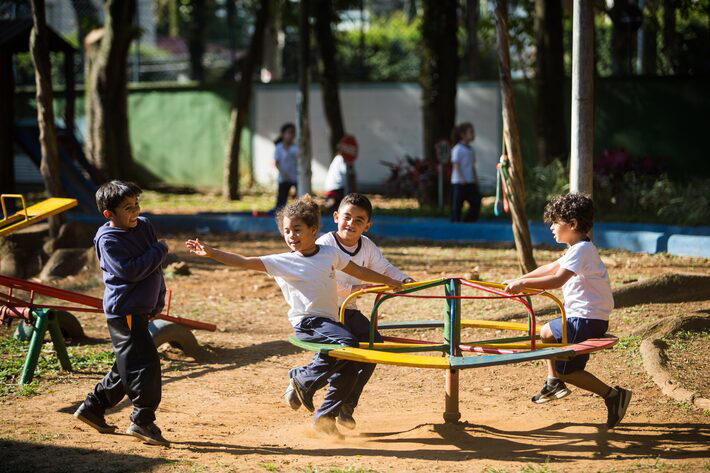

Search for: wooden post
xmin=494 ymin=0 xmax=537 ymax=273
xmin=570 ymin=0 xmax=594 ymax=195
xmin=297 ymin=0 xmax=312 ymax=196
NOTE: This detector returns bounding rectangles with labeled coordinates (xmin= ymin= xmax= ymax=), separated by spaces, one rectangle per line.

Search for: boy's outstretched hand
xmin=185 ymin=238 xmax=212 ymax=257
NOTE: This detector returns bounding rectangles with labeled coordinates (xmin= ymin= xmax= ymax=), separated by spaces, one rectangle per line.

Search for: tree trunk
xmin=534 ymin=0 xmax=566 ymax=164
xmin=69 ymin=0 xmax=101 ymax=56
xmin=187 ymin=0 xmax=207 ymax=82
xmin=420 ymin=0 xmax=458 ymax=205
xmin=30 ymin=0 xmax=65 ymax=236
xmin=297 ymin=0 xmax=313 ymax=196
xmin=662 ymin=0 xmax=677 ymax=73
xmin=640 ymin=3 xmax=658 ymax=75
xmin=570 ymin=0 xmax=594 ymax=197
xmin=0 ymin=51 xmax=15 ymax=196
xmin=494 ymin=0 xmax=537 ymax=274
xmin=262 ymin=0 xmax=283 ymax=82
xmin=222 ymin=0 xmax=270 ymax=200
xmin=610 ymin=0 xmax=636 ymax=76
xmin=313 ymin=0 xmax=345 ymax=158
xmin=464 ymin=0 xmax=481 ymax=79
xmin=84 ymin=0 xmax=136 ymax=181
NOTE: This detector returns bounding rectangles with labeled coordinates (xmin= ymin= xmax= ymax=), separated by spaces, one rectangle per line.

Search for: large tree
xmin=30 ymin=0 xmax=65 ymax=235
xmin=534 ymin=0 xmax=566 ymax=164
xmin=84 ymin=0 xmax=136 ymax=180
xmin=297 ymin=0 xmax=313 ymax=196
xmin=495 ymin=0 xmax=537 ymax=273
xmin=187 ymin=0 xmax=207 ymax=82
xmin=313 ymin=0 xmax=345 ymax=157
xmin=464 ymin=0 xmax=481 ymax=79
xmin=420 ymin=0 xmax=458 ymax=204
xmin=223 ymin=0 xmax=270 ymax=200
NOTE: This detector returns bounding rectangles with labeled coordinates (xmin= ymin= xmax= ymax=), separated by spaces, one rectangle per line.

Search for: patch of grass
xmin=259 ymin=462 xmax=280 ymax=472
xmin=302 ymin=466 xmax=384 ymax=473
xmin=0 ymin=335 xmax=114 ymax=397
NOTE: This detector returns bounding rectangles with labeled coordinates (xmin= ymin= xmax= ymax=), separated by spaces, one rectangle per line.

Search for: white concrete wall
xmin=252 ymin=82 xmax=501 ymax=194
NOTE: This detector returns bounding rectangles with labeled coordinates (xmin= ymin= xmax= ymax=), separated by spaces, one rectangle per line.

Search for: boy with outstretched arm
xmin=503 ymin=193 xmax=631 ymax=429
xmin=186 ymin=196 xmax=406 ymax=438
xmin=74 ymin=181 xmax=170 ymax=446
xmin=283 ymin=193 xmax=413 ymax=430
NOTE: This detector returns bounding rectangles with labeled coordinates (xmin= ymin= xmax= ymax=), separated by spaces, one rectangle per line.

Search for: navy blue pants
xmin=549 ymin=317 xmax=609 ymax=375
xmin=290 ymin=313 xmax=380 ymax=419
xmin=451 ymin=183 xmax=481 ymax=222
xmin=83 ymin=314 xmax=162 ymax=426
xmin=341 ymin=309 xmax=383 ymax=410
xmin=275 ymin=181 xmax=296 ymax=210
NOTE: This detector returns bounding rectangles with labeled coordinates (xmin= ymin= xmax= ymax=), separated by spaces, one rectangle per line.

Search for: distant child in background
xmin=284 ymin=193 xmax=414 ymax=430
xmin=503 ymin=193 xmax=631 ymax=429
xmin=186 ymin=196 xmax=405 ymax=439
xmin=450 ymin=122 xmax=482 ymax=223
xmin=74 ymin=180 xmax=170 ymax=446
xmin=274 ymin=122 xmax=299 ymax=210
xmin=324 ymin=135 xmax=357 ymax=213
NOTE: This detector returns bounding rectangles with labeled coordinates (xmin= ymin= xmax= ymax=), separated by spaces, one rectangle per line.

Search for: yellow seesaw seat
xmin=329 ymin=347 xmax=451 ymax=369
xmin=0 ymin=195 xmax=78 ymax=237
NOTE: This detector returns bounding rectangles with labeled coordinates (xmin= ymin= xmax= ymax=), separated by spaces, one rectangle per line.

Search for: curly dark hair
xmin=276 ymin=195 xmax=320 ymax=234
xmin=543 ymin=193 xmax=595 ymax=235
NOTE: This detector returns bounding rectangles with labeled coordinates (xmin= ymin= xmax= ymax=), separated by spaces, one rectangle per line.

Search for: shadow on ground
xmin=0 ymin=439 xmax=169 ymax=473
xmin=171 ymin=421 xmax=710 ymax=464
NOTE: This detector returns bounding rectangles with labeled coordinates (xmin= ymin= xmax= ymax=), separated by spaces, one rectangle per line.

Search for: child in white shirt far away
xmin=504 ymin=193 xmax=631 ymax=429
xmin=284 ymin=193 xmax=414 ymax=430
xmin=186 ymin=196 xmax=405 ymax=439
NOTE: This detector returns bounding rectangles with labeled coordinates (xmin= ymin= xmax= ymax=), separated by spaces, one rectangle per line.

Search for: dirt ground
xmin=1 ymin=233 xmax=709 ymax=473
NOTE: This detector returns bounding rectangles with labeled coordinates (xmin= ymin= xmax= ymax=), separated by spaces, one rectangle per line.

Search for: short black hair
xmin=95 ymin=180 xmax=142 ymax=213
xmin=276 ymin=195 xmax=320 ymax=234
xmin=543 ymin=193 xmax=594 ymax=235
xmin=338 ymin=193 xmax=372 ymax=220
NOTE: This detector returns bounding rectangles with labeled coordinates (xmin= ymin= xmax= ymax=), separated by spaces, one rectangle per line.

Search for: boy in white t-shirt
xmin=284 ymin=193 xmax=414 ymax=430
xmin=186 ymin=196 xmax=404 ymax=438
xmin=503 ymin=193 xmax=631 ymax=429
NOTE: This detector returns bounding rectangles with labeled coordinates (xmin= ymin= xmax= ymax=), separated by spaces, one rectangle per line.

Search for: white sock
xmin=547 ymin=376 xmax=560 ymax=384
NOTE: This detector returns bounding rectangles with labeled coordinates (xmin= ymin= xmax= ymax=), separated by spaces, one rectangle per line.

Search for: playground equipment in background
xmin=0 ymin=193 xmax=216 ymax=384
xmin=0 ymin=194 xmax=78 ymax=237
xmin=13 ymin=123 xmax=99 ymax=213
xmin=288 ymin=277 xmax=618 ymax=423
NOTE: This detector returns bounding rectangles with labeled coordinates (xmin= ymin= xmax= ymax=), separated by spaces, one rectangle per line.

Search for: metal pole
xmin=570 ymin=0 xmax=594 ymax=195
xmin=444 ymin=278 xmax=461 ymax=423
xmin=20 ymin=309 xmax=49 ymax=385
xmin=47 ymin=311 xmax=72 ymax=372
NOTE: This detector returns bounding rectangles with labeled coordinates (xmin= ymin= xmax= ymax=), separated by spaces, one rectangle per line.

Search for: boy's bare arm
xmin=342 ymin=262 xmax=404 ymax=289
xmin=186 ymin=239 xmax=266 ymax=272
xmin=505 ymin=266 xmax=574 ymax=294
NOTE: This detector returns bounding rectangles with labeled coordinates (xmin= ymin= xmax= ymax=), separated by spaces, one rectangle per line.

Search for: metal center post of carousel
xmin=444 ymin=278 xmax=462 ymax=423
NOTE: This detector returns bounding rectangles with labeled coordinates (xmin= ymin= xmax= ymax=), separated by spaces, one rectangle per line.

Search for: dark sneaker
xmin=126 ymin=422 xmax=170 ymax=447
xmin=337 ymin=404 xmax=356 ymax=430
xmin=531 ymin=380 xmax=572 ymax=404
xmin=283 ymin=379 xmax=302 ymax=410
xmin=313 ymin=416 xmax=344 ymax=440
xmin=605 ymin=386 xmax=632 ymax=429
xmin=289 ymin=378 xmax=315 ymax=413
xmin=73 ymin=403 xmax=116 ymax=433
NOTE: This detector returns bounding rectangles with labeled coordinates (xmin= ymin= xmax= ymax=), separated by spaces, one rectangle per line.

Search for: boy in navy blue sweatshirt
xmin=74 ymin=180 xmax=170 ymax=446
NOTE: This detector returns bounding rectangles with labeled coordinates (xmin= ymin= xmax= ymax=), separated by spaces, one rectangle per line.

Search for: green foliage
xmin=336 ymin=12 xmax=421 ymax=81
xmin=522 ymin=158 xmax=710 ymax=226
xmin=523 ymin=160 xmax=569 ymax=219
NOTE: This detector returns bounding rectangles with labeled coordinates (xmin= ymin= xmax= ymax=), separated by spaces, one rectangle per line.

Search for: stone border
xmin=639 ymin=315 xmax=710 ymax=411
